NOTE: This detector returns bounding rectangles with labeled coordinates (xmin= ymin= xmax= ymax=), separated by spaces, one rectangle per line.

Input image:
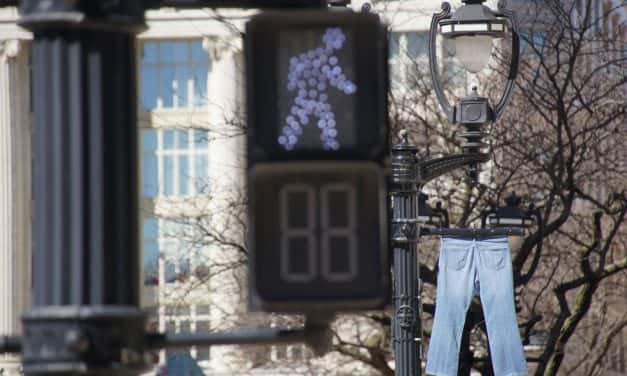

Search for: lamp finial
xmin=399 ymin=129 xmax=409 ymax=144
xmin=505 ymin=191 xmax=522 ymax=207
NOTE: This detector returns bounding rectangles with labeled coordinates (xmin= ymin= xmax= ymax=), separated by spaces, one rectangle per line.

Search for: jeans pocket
xmin=445 ymin=247 xmax=468 ymax=270
xmin=481 ymin=248 xmax=508 ymax=270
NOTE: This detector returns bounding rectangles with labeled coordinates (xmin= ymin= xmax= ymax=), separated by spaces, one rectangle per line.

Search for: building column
xmin=204 ymin=35 xmax=249 ymax=373
xmin=0 ymin=39 xmax=32 ymax=375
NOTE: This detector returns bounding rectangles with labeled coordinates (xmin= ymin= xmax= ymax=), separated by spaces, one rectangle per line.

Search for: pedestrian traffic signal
xmin=246 ymin=10 xmax=389 ymax=312
xmin=246 ymin=10 xmax=388 ymax=162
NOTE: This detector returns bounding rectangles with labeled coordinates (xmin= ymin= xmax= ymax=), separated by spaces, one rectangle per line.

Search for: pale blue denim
xmin=425 ymin=237 xmax=527 ymax=376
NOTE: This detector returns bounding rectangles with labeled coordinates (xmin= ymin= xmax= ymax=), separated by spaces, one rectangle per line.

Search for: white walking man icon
xmin=278 ymin=27 xmax=357 ymax=151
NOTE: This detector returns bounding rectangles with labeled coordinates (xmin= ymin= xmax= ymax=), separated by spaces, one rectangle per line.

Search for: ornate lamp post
xmin=390 ymin=1 xmax=520 ymax=376
xmin=429 ymin=0 xmax=519 ymax=184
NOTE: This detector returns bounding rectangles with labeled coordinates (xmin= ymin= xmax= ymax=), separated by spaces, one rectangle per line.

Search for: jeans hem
xmin=426 ymin=370 xmax=526 ymax=376
xmin=424 ymin=369 xmax=454 ymax=376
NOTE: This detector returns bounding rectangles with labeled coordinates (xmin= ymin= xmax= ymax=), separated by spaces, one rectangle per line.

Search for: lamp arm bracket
xmin=429 ymin=2 xmax=455 ymax=123
xmin=494 ymin=0 xmax=520 ymax=120
xmin=417 ymin=152 xmax=490 ymax=184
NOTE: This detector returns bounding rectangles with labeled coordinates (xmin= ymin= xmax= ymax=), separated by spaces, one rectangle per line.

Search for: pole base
xmin=21 ymin=306 xmax=148 ymax=375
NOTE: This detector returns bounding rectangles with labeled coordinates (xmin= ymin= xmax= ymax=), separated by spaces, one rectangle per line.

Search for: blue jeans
xmin=425 ymin=237 xmax=527 ymax=376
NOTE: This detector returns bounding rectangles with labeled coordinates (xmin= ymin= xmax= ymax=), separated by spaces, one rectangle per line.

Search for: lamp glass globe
xmin=454 ymin=35 xmax=494 ymax=73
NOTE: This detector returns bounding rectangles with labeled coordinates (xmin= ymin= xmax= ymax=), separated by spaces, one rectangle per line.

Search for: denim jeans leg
xmin=426 ymin=240 xmax=476 ymax=376
xmin=477 ymin=240 xmax=528 ymax=376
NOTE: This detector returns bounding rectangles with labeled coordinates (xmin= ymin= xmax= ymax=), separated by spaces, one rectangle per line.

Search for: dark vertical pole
xmin=30 ymin=30 xmax=140 ymax=308
xmin=17 ymin=2 xmax=149 ymax=374
xmin=458 ymin=311 xmax=475 ymax=376
xmin=390 ymin=130 xmax=421 ymax=376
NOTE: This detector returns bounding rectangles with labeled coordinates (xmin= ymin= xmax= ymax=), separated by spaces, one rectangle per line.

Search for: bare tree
xmin=333 ymin=1 xmax=626 ymax=376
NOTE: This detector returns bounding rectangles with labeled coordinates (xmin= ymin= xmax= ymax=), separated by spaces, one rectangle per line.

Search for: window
xmin=271 ymin=345 xmax=288 ymax=361
xmin=142 ymin=217 xmax=209 ymax=286
xmin=441 ymin=38 xmax=467 ymax=88
xmin=406 ymin=31 xmax=428 ymax=59
xmin=166 ymin=320 xmax=176 ymax=333
xmin=389 ymin=31 xmax=430 ymax=88
xmin=143 ymin=218 xmax=159 ymax=286
xmin=142 ymin=129 xmax=209 ymax=198
xmin=144 ymin=306 xmax=159 ymax=332
xmin=195 ymin=321 xmax=211 ymax=361
xmin=389 ymin=32 xmax=400 ymax=61
xmin=289 ymin=344 xmax=306 ymax=361
xmin=518 ymin=31 xmax=547 ymax=81
xmin=176 ymin=305 xmax=191 ymax=316
xmin=165 ymin=305 xmax=191 ymax=316
xmin=270 ymin=344 xmax=306 ymax=362
xmin=195 ymin=305 xmax=211 ymax=315
xmin=140 ymin=40 xmax=209 ymax=109
xmin=519 ymin=31 xmax=547 ymax=56
xmin=163 ymin=239 xmax=192 ymax=284
xmin=595 ymin=0 xmax=604 ymax=33
xmin=179 ymin=321 xmax=191 ymax=333
xmin=196 ymin=320 xmax=210 ymax=332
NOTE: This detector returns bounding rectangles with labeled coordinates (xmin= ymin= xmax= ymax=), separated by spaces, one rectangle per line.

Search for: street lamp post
xmin=390 ymin=1 xmax=520 ymax=375
xmin=390 ymin=130 xmax=421 ymax=376
xmin=429 ymin=0 xmax=519 ymax=185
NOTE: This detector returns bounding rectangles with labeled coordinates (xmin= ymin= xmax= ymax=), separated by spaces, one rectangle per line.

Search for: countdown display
xmin=249 ymin=162 xmax=388 ymax=311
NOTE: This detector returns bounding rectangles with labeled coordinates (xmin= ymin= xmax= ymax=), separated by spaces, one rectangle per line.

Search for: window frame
xmin=141 ymin=128 xmax=210 ymax=198
xmin=138 ymin=39 xmax=210 ymax=111
xmin=388 ymin=31 xmax=432 ymax=89
xmin=142 ymin=216 xmax=210 ymax=286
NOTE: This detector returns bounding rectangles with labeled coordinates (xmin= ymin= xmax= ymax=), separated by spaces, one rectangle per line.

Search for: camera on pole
xmin=245 ymin=9 xmax=389 ymax=312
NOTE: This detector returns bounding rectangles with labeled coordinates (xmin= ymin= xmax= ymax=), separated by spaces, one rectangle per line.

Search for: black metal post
xmin=17 ymin=2 xmax=148 ymax=374
xmin=146 ymin=328 xmax=308 ymax=348
xmin=390 ymin=130 xmax=421 ymax=376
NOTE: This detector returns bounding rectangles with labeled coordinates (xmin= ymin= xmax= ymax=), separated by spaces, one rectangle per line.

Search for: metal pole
xmin=390 ymin=130 xmax=421 ymax=376
xmin=146 ymin=314 xmax=333 ymax=356
xmin=146 ymin=328 xmax=307 ymax=349
xmin=17 ymin=1 xmax=148 ymax=374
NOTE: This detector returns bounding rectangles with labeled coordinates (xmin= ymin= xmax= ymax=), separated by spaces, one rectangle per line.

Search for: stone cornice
xmin=203 ymin=35 xmax=242 ymax=62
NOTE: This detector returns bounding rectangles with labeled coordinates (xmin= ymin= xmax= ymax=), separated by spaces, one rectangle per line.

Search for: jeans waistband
xmin=441 ymin=236 xmax=509 ymax=249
